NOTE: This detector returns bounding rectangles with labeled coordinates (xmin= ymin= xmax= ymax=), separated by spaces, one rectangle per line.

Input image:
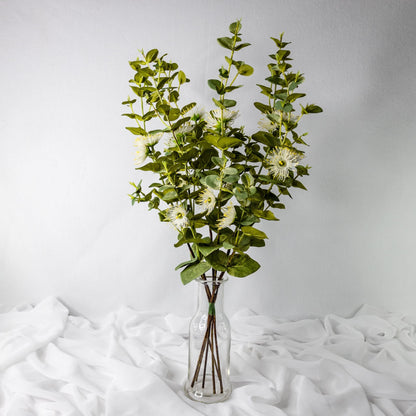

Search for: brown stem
xmin=213 ymin=316 xmax=224 ymax=393
xmin=210 ymin=322 xmax=216 ymax=394
xmin=191 ymin=314 xmax=212 ymax=387
xmin=201 ymin=323 xmax=211 ymax=388
xmin=190 ymin=274 xmax=226 ymax=393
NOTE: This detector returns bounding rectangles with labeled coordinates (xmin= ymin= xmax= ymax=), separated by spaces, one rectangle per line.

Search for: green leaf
xmin=178 ymin=71 xmax=187 ymax=85
xmin=181 ymin=261 xmax=211 ymax=285
xmin=296 ymin=165 xmax=310 ymax=176
xmin=208 ymin=79 xmax=222 ymax=91
xmin=168 ymin=91 xmax=180 ymax=104
xmin=234 ymin=42 xmax=251 ymax=51
xmin=292 ymin=179 xmax=307 ymax=190
xmin=276 ymin=49 xmax=291 ymax=61
xmin=137 ymin=162 xmax=162 ymax=172
xmin=233 ymin=186 xmax=248 ymax=200
xmin=171 ymin=117 xmax=190 ymax=131
xmin=122 ymin=99 xmax=137 ymax=105
xmin=205 ymin=174 xmax=221 ymax=189
xmin=145 ymin=49 xmax=159 ymax=62
xmin=175 ymin=256 xmax=197 ymax=271
xmin=212 ymin=155 xmax=227 ymax=168
xmin=252 ymin=209 xmax=279 ymax=221
xmin=254 ymin=102 xmax=271 ymax=114
xmin=251 ymin=131 xmax=279 ymax=147
xmin=223 ymin=99 xmax=237 ymax=108
xmin=224 ymin=85 xmax=242 ymax=93
xmin=174 ymin=235 xmax=210 ymax=248
xmin=217 ymin=37 xmax=234 ymax=50
xmin=206 ymin=134 xmax=242 ymax=150
xmin=288 ymin=81 xmax=301 ymax=91
xmin=122 ymin=113 xmax=141 ymax=120
xmin=223 ymin=167 xmax=238 ymax=175
xmin=238 ymin=64 xmax=254 ymax=76
xmin=287 ymin=93 xmax=306 ymax=102
xmin=125 ymin=126 xmax=147 ymax=135
xmin=206 ymin=250 xmax=229 ymax=272
xmin=198 ymin=244 xmax=222 ymax=257
xmin=228 ymin=253 xmax=260 ymax=277
xmin=218 ymin=136 xmax=242 ymax=149
xmin=157 ymin=77 xmax=170 ymax=90
xmin=181 ymin=102 xmax=197 ymax=115
xmin=168 ymin=108 xmax=181 ymax=121
xmin=223 ymin=175 xmax=239 ymax=184
xmin=241 ymin=226 xmax=268 ymax=239
xmin=229 ymin=21 xmax=242 ymax=34
xmin=303 ymin=104 xmax=323 ymax=114
xmin=241 ymin=173 xmax=254 ymax=187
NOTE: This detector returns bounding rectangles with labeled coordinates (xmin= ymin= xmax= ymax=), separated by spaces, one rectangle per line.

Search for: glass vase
xmin=185 ymin=276 xmax=231 ymax=403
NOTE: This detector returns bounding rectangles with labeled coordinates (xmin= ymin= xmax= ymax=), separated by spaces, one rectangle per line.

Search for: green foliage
xmin=123 ymin=21 xmax=322 ymax=285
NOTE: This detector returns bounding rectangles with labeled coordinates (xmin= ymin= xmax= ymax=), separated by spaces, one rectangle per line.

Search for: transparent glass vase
xmin=185 ymin=276 xmax=231 ymax=403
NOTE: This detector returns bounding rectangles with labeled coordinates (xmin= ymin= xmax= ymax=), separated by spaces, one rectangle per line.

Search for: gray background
xmin=1 ymin=0 xmax=415 ymax=319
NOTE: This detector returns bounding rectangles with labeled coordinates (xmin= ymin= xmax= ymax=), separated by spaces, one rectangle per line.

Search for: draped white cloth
xmin=1 ymin=298 xmax=416 ymax=415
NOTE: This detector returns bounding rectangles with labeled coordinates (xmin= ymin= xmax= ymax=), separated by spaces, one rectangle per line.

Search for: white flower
xmin=258 ymin=111 xmax=298 ymax=132
xmin=133 ymin=133 xmax=163 ymax=166
xmin=217 ymin=202 xmax=236 ymax=230
xmin=145 ymin=132 xmax=163 ymax=146
xmin=167 ymin=205 xmax=189 ymax=230
xmin=188 ymin=106 xmax=205 ymax=121
xmin=258 ymin=117 xmax=275 ymax=132
xmin=205 ymin=108 xmax=239 ymax=131
xmin=165 ymin=123 xmax=193 ymax=150
xmin=165 ymin=135 xmax=178 ymax=150
xmin=133 ymin=138 xmax=147 ymax=166
xmin=197 ymin=188 xmax=216 ymax=215
xmin=266 ymin=147 xmax=303 ymax=181
xmin=176 ymin=122 xmax=193 ymax=135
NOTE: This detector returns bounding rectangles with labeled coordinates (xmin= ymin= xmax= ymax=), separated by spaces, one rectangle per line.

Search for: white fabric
xmin=1 ymin=299 xmax=416 ymax=415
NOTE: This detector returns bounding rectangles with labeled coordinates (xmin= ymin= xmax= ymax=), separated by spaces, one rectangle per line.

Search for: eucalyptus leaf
xmin=125 ymin=126 xmax=147 ymax=135
xmin=145 ymin=49 xmax=159 ymax=62
xmin=181 ymin=261 xmax=211 ymax=285
xmin=238 ymin=64 xmax=254 ymax=76
xmin=205 ymin=174 xmax=221 ymax=189
xmin=206 ymin=250 xmax=229 ymax=272
xmin=229 ymin=21 xmax=242 ymax=34
xmin=228 ymin=253 xmax=260 ymax=277
xmin=178 ymin=71 xmax=187 ymax=85
xmin=198 ymin=244 xmax=222 ymax=257
xmin=223 ymin=167 xmax=238 ymax=175
xmin=217 ymin=37 xmax=234 ymax=50
xmin=241 ymin=226 xmax=268 ymax=239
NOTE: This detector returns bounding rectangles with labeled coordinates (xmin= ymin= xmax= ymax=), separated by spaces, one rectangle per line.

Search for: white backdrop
xmin=1 ymin=0 xmax=415 ymax=320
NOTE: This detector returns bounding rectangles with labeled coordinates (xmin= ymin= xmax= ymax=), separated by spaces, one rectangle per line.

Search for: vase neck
xmin=196 ymin=277 xmax=226 ymax=312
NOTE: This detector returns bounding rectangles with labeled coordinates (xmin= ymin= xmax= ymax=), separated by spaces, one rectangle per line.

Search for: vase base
xmin=185 ymin=380 xmax=231 ymax=404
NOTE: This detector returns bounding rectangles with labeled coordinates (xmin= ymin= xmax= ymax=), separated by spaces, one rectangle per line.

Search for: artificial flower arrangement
xmin=123 ymin=20 xmax=321 ymax=402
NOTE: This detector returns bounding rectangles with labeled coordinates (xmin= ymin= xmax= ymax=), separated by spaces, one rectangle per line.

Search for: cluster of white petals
xmin=133 ymin=133 xmax=163 ymax=166
xmin=165 ymin=123 xmax=193 ymax=149
xmin=188 ymin=107 xmax=205 ymax=121
xmin=167 ymin=205 xmax=189 ymax=230
xmin=258 ymin=111 xmax=299 ymax=132
xmin=266 ymin=147 xmax=303 ymax=181
xmin=197 ymin=188 xmax=216 ymax=215
xmin=217 ymin=202 xmax=236 ymax=230
xmin=205 ymin=109 xmax=239 ymax=131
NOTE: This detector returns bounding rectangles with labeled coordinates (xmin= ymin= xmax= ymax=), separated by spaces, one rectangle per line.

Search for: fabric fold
xmin=1 ymin=298 xmax=416 ymax=415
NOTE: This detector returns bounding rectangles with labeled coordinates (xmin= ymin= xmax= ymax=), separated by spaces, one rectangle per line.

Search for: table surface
xmin=1 ymin=297 xmax=416 ymax=416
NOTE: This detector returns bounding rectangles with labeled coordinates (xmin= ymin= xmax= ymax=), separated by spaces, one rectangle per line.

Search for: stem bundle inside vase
xmin=123 ymin=19 xmax=322 ymax=403
xmin=186 ymin=274 xmax=230 ymax=402
xmin=190 ymin=277 xmax=224 ymax=394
